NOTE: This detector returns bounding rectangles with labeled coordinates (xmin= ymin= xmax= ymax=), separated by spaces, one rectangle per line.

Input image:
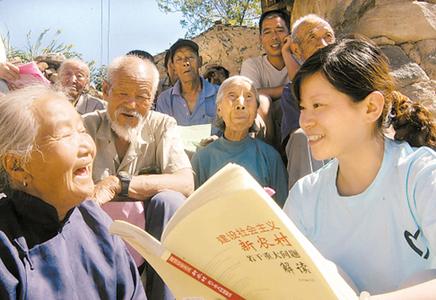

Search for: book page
xmin=113 ymin=164 xmax=358 ymax=299
xmin=162 ymin=164 xmax=357 ymax=299
xmin=177 ymin=124 xmax=212 ymax=153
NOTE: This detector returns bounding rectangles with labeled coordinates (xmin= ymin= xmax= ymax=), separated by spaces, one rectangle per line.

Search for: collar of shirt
xmin=171 ymin=76 xmax=217 ymax=103
xmin=10 ymin=190 xmax=70 ymax=228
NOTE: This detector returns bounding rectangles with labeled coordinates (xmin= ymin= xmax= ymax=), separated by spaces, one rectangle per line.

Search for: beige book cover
xmin=110 ymin=163 xmax=358 ymax=300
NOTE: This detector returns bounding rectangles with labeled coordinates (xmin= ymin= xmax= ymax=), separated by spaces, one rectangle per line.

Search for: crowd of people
xmin=0 ymin=8 xmax=435 ymax=300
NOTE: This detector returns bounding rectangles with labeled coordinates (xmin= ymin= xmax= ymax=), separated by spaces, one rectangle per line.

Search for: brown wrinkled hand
xmin=0 ymin=62 xmax=20 ymax=82
xmin=92 ymin=176 xmax=121 ymax=205
xmin=199 ymin=135 xmax=219 ymax=147
xmin=281 ymin=35 xmax=293 ymax=55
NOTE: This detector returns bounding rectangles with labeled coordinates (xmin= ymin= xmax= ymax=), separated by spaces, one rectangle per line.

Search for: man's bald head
xmin=106 ymin=55 xmax=159 ymax=98
xmin=290 ymin=14 xmax=335 ymax=63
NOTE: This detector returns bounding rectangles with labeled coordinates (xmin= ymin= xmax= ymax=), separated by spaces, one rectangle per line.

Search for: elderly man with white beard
xmin=83 ymin=55 xmax=194 ymax=300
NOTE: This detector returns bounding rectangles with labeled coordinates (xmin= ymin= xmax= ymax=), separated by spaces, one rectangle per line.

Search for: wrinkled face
xmin=299 ymin=72 xmax=367 ymax=161
xmin=104 ymin=65 xmax=154 ymax=129
xmin=260 ymin=16 xmax=289 ymax=58
xmin=295 ymin=21 xmax=335 ymax=61
xmin=26 ymin=97 xmax=96 ymax=214
xmin=172 ymin=47 xmax=200 ymax=82
xmin=166 ymin=60 xmax=178 ymax=85
xmin=218 ymin=81 xmax=258 ymax=137
xmin=58 ymin=62 xmax=89 ymax=100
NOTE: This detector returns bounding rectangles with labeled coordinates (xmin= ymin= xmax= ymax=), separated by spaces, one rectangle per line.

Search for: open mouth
xmin=271 ymin=43 xmax=281 ymax=49
xmin=73 ymin=165 xmax=90 ymax=177
xmin=121 ymin=112 xmax=137 ymax=119
xmin=307 ymin=134 xmax=324 ymax=143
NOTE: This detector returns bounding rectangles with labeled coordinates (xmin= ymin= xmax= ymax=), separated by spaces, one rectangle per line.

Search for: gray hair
xmin=58 ymin=58 xmax=90 ymax=78
xmin=106 ymin=55 xmax=160 ymax=99
xmin=0 ymin=85 xmax=66 ymax=192
xmin=215 ymin=75 xmax=260 ymax=132
xmin=291 ymin=14 xmax=332 ymax=44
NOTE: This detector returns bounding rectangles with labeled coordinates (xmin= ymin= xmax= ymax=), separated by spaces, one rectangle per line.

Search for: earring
xmin=23 ymin=179 xmax=28 ymax=187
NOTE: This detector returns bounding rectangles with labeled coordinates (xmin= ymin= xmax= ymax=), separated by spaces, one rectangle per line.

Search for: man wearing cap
xmin=155 ymin=39 xmax=218 ymax=128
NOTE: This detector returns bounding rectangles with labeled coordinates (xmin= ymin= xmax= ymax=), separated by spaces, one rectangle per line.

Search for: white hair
xmin=58 ymin=58 xmax=90 ymax=77
xmin=216 ymin=75 xmax=259 ymax=106
xmin=291 ymin=14 xmax=333 ymax=44
xmin=0 ymin=85 xmax=66 ymax=192
xmin=106 ymin=55 xmax=160 ymax=99
xmin=215 ymin=75 xmax=260 ymax=132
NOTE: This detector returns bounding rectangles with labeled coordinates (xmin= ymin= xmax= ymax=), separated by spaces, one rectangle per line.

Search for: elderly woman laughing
xmin=0 ymin=86 xmax=146 ymax=299
xmin=191 ymin=75 xmax=288 ymax=207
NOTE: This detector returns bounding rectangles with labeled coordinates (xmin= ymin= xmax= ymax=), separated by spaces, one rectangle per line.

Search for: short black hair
xmin=126 ymin=50 xmax=155 ymax=63
xmin=164 ymin=50 xmax=171 ymax=68
xmin=169 ymin=39 xmax=199 ymax=62
xmin=259 ymin=9 xmax=291 ymax=33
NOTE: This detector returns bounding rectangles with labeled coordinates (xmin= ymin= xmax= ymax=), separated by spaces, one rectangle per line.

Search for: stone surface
xmin=382 ymin=45 xmax=429 ymax=87
xmin=154 ymin=24 xmax=263 ymax=82
xmin=372 ymin=36 xmax=396 ymax=46
xmin=416 ymin=39 xmax=436 ymax=80
xmin=356 ymin=1 xmax=436 ymax=43
xmin=400 ymin=80 xmax=436 ymax=114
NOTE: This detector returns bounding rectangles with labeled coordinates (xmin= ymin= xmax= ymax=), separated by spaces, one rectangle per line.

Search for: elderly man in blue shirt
xmin=156 ymin=39 xmax=219 ymax=128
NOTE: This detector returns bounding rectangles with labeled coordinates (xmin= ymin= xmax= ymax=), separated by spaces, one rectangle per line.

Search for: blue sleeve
xmin=409 ymin=148 xmax=436 ymax=263
xmin=113 ymin=235 xmax=147 ymax=299
xmin=283 ymin=182 xmax=311 ymax=238
xmin=0 ymin=233 xmax=25 ymax=300
xmin=269 ymin=152 xmax=289 ymax=208
xmin=155 ymin=92 xmax=170 ymax=115
xmin=190 ymin=151 xmax=202 ymax=188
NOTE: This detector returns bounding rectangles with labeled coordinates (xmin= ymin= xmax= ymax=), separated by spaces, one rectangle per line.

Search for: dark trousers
xmin=143 ymin=190 xmax=185 ymax=300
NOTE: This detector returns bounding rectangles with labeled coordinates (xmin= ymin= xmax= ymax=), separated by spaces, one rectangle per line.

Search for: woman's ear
xmin=363 ymin=91 xmax=384 ymax=123
xmin=217 ymin=105 xmax=222 ymax=117
xmin=3 ymin=154 xmax=29 ymax=185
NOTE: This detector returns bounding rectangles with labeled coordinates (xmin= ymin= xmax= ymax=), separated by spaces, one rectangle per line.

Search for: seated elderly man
xmin=191 ymin=76 xmax=288 ymax=207
xmin=57 ymin=58 xmax=105 ymax=114
xmin=280 ymin=14 xmax=335 ymax=189
xmin=156 ymin=39 xmax=219 ymax=129
xmin=83 ymin=55 xmax=194 ymax=300
xmin=0 ymin=86 xmax=146 ymax=299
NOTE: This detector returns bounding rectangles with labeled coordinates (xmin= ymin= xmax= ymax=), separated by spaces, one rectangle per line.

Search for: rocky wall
xmin=290 ymin=0 xmax=435 ymax=112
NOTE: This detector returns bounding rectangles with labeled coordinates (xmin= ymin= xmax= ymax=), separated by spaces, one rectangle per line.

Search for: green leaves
xmin=156 ymin=0 xmax=261 ymax=37
xmin=1 ymin=28 xmax=82 ymax=62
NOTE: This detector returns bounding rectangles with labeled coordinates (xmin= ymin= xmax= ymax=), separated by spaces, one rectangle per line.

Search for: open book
xmin=110 ymin=163 xmax=358 ymax=299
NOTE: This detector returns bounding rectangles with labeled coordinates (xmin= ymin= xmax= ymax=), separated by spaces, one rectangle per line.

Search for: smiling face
xmin=172 ymin=47 xmax=200 ymax=82
xmin=260 ymin=16 xmax=289 ymax=59
xmin=299 ymin=72 xmax=368 ymax=161
xmin=104 ymin=63 xmax=154 ymax=132
xmin=218 ymin=79 xmax=258 ymax=140
xmin=26 ymin=96 xmax=96 ymax=217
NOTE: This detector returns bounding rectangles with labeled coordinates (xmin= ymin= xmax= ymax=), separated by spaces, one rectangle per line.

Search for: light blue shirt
xmin=284 ymin=139 xmax=436 ymax=294
xmin=155 ymin=77 xmax=219 ymax=127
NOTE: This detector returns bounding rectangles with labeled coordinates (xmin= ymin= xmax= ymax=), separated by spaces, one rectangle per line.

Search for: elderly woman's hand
xmin=93 ymin=176 xmax=121 ymax=205
xmin=199 ymin=135 xmax=219 ymax=147
xmin=0 ymin=62 xmax=19 ymax=82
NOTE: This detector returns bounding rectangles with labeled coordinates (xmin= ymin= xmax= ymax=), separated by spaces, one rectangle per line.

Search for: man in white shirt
xmin=240 ymin=9 xmax=290 ymax=147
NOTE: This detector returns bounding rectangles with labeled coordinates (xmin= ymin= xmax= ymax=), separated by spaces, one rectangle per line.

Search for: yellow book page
xmin=162 ymin=164 xmax=357 ymax=299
